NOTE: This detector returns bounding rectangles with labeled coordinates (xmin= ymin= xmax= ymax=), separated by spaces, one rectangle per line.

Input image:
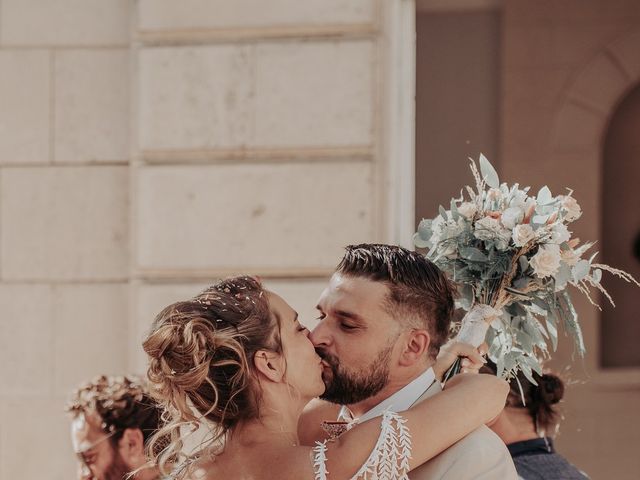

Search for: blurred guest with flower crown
xmin=66 ymin=375 xmax=163 ymax=480
xmin=482 ymin=361 xmax=589 ymax=479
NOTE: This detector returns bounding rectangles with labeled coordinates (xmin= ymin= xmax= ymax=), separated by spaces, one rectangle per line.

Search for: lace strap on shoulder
xmin=352 ymin=410 xmax=412 ymax=480
xmin=312 ymin=440 xmax=329 ymax=480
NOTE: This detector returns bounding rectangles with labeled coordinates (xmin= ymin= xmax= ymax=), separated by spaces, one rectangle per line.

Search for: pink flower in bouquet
xmin=561 ymin=195 xmax=582 ymax=222
xmin=523 ymin=201 xmax=537 ymax=224
xmin=560 ymin=247 xmax=579 ymax=266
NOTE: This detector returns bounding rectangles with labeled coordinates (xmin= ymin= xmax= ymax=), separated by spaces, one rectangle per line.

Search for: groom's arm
xmin=297 ymin=398 xmax=341 ymax=446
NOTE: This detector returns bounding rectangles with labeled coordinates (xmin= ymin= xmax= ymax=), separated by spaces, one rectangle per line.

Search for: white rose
xmin=512 ymin=224 xmax=536 ymax=247
xmin=501 ymin=206 xmax=524 ymax=229
xmin=550 ymin=222 xmax=571 ymax=244
xmin=561 ymin=196 xmax=582 ymax=222
xmin=475 ymin=216 xmax=512 ymax=250
xmin=457 ymin=202 xmax=477 ymax=220
xmin=530 ymin=244 xmax=561 ymax=278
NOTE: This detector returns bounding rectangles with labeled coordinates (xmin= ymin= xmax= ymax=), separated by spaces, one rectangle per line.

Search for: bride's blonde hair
xmin=142 ymin=276 xmax=282 ymax=475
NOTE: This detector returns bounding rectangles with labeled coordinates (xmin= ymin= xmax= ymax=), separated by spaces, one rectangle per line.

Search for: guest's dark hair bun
xmin=539 ymin=372 xmax=564 ymax=405
xmin=480 ymin=359 xmax=565 ymax=432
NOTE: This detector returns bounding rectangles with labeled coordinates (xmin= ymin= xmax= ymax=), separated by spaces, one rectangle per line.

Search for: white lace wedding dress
xmin=312 ymin=410 xmax=412 ymax=480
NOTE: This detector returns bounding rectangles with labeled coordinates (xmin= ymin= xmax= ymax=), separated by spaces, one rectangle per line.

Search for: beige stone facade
xmin=0 ymin=1 xmax=638 ymax=478
xmin=0 ymin=2 xmax=390 ymax=478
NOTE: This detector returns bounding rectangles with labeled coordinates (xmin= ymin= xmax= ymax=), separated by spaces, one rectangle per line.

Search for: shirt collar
xmin=338 ymin=367 xmax=438 ymax=424
xmin=507 ymin=437 xmax=555 ymax=458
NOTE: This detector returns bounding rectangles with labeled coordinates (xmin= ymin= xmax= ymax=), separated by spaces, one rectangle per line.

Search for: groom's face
xmin=311 ymin=273 xmax=402 ymax=405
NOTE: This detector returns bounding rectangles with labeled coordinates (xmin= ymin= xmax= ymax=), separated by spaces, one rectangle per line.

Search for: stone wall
xmin=130 ymin=0 xmax=386 ymax=368
xmin=0 ymin=1 xmax=392 ymax=478
xmin=0 ymin=1 xmax=130 ymax=478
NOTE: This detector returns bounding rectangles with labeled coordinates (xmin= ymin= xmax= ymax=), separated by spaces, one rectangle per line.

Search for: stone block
xmin=570 ymin=53 xmax=629 ymax=112
xmin=502 ymin=103 xmax=553 ymax=155
xmin=503 ymin=25 xmax=554 ymax=69
xmin=54 ymin=49 xmax=130 ymax=163
xmin=1 ymin=166 xmax=129 ymax=280
xmin=0 ymin=285 xmax=52 ymax=395
xmin=505 ymin=0 xmax=640 ymax=27
xmin=504 ymin=23 xmax=620 ymax=69
xmin=0 ymin=0 xmax=129 ymax=46
xmin=138 ymin=0 xmax=375 ymax=30
xmin=557 ymin=388 xmax=640 ymax=479
xmin=551 ymin=102 xmax=606 ymax=153
xmin=548 ymin=25 xmax=622 ymax=68
xmin=253 ymin=40 xmax=373 ymax=148
xmin=138 ymin=40 xmax=374 ymax=150
xmin=265 ymin=278 xmax=329 ymax=330
xmin=53 ymin=284 xmax=129 ymax=394
xmin=0 ymin=397 xmax=76 ymax=480
xmin=503 ymin=67 xmax=573 ymax=110
xmin=610 ymin=30 xmax=640 ymax=80
xmin=0 ymin=50 xmax=49 ymax=164
xmin=138 ymin=45 xmax=253 ymax=151
xmin=136 ymin=162 xmax=373 ymax=271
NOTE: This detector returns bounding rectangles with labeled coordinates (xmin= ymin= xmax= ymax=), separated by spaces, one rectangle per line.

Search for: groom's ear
xmin=398 ymin=329 xmax=430 ymax=366
xmin=253 ymin=350 xmax=285 ymax=382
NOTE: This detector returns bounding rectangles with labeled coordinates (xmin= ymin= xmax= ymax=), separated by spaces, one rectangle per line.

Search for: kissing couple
xmin=143 ymin=244 xmax=518 ymax=479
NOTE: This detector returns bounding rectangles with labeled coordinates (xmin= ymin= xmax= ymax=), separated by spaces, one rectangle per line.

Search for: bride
xmin=143 ymin=276 xmax=508 ymax=479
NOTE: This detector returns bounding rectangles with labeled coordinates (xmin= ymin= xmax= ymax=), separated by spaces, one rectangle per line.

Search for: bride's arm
xmin=324 ymin=373 xmax=508 ymax=477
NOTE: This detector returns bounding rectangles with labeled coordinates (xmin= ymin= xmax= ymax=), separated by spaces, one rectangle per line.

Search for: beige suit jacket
xmin=408 ymin=381 xmax=518 ymax=480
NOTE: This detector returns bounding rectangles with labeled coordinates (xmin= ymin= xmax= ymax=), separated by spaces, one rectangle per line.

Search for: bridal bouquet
xmin=414 ymin=155 xmax=639 ymax=383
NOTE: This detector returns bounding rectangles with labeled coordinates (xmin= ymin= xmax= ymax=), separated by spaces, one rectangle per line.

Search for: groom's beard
xmin=317 ymin=344 xmax=393 ymax=405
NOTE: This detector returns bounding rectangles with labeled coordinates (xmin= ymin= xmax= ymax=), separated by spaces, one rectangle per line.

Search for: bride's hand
xmin=433 ymin=341 xmax=488 ymax=382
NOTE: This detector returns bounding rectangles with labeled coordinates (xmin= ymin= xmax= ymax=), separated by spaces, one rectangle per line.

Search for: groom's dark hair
xmin=336 ymin=244 xmax=455 ymax=358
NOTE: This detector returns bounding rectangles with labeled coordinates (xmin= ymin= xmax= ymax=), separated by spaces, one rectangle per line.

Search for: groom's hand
xmin=434 ymin=341 xmax=488 ymax=382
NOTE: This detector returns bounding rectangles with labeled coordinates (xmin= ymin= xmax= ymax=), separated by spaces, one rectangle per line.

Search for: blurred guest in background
xmin=66 ymin=375 xmax=163 ymax=480
xmin=483 ymin=362 xmax=589 ymax=479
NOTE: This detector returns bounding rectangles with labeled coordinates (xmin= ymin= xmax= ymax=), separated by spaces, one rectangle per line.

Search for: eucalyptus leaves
xmin=414 ymin=155 xmax=639 ymax=382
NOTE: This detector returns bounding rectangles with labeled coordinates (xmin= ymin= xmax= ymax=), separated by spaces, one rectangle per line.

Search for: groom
xmin=298 ymin=244 xmax=517 ymax=479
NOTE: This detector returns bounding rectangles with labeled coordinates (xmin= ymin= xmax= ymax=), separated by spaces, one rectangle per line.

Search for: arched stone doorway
xmin=552 ymin=28 xmax=640 ymax=375
xmin=601 ymin=84 xmax=640 ymax=368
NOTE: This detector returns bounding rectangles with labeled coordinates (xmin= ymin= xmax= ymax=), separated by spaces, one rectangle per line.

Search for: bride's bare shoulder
xmin=179 ymin=446 xmax=318 ymax=480
xmin=298 ymin=398 xmax=341 ymax=446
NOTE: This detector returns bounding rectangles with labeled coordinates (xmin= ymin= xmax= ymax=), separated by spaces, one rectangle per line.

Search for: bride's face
xmin=267 ymin=292 xmax=326 ymax=399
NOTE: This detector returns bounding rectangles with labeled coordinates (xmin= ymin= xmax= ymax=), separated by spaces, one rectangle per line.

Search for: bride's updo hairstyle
xmin=142 ymin=276 xmax=282 ymax=473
